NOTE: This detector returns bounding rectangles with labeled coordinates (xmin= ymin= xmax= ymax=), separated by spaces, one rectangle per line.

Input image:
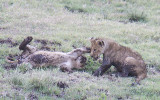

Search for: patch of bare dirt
xmin=13 ymin=87 xmax=21 ymax=91
xmin=118 ymin=97 xmax=123 ymax=100
xmin=64 ymin=6 xmax=87 ymax=13
xmin=0 ymin=38 xmax=18 ymax=47
xmin=3 ymin=63 xmax=17 ymax=70
xmin=57 ymin=82 xmax=69 ymax=89
xmin=34 ymin=39 xmax=48 ymax=45
xmin=39 ymin=46 xmax=51 ymax=51
xmin=34 ymin=39 xmax=61 ymax=46
xmin=27 ymin=93 xmax=38 ymax=100
xmin=0 ymin=27 xmax=7 ymax=30
xmin=34 ymin=39 xmax=61 ymax=51
xmin=72 ymin=45 xmax=76 ymax=49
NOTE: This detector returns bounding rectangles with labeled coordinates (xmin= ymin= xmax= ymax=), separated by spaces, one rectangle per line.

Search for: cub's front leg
xmin=68 ymin=47 xmax=91 ymax=58
xmin=93 ymin=56 xmax=111 ymax=77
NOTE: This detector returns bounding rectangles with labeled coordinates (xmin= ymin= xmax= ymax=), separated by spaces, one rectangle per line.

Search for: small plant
xmin=128 ymin=10 xmax=147 ymax=22
xmin=41 ymin=87 xmax=54 ymax=95
xmin=28 ymin=78 xmax=44 ymax=91
xmin=84 ymin=56 xmax=101 ymax=73
xmin=27 ymin=78 xmax=61 ymax=96
xmin=99 ymin=93 xmax=107 ymax=100
xmin=53 ymin=87 xmax=61 ymax=97
xmin=11 ymin=77 xmax=23 ymax=86
xmin=64 ymin=5 xmax=87 ymax=13
xmin=41 ymin=86 xmax=61 ymax=96
xmin=17 ymin=63 xmax=32 ymax=73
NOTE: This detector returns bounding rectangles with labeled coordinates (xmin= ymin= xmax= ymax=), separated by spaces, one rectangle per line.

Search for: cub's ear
xmin=97 ymin=40 xmax=104 ymax=47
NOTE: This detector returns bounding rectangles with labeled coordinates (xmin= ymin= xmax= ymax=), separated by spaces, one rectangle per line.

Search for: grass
xmin=128 ymin=10 xmax=147 ymax=22
xmin=0 ymin=0 xmax=160 ymax=99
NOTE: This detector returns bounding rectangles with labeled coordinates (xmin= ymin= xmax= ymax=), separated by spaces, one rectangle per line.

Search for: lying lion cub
xmin=7 ymin=36 xmax=90 ymax=72
xmin=90 ymin=37 xmax=147 ymax=85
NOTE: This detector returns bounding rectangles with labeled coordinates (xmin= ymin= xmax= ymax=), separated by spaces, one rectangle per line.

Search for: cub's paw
xmin=81 ymin=47 xmax=91 ymax=53
xmin=19 ymin=36 xmax=33 ymax=50
xmin=26 ymin=36 xmax=33 ymax=43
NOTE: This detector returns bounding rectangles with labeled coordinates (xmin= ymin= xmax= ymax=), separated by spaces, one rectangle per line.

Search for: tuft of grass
xmin=17 ymin=63 xmax=32 ymax=73
xmin=64 ymin=5 xmax=87 ymax=13
xmin=11 ymin=77 xmax=23 ymax=86
xmin=84 ymin=56 xmax=100 ymax=73
xmin=41 ymin=86 xmax=61 ymax=96
xmin=28 ymin=78 xmax=45 ymax=91
xmin=128 ymin=10 xmax=147 ymax=22
xmin=26 ymin=75 xmax=61 ymax=96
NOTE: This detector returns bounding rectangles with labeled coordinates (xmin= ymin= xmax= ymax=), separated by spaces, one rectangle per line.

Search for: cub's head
xmin=90 ymin=37 xmax=107 ymax=60
xmin=75 ymin=56 xmax=87 ymax=69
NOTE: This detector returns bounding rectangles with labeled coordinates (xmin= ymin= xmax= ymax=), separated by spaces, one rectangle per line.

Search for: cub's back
xmin=119 ymin=45 xmax=143 ymax=61
xmin=27 ymin=51 xmax=70 ymax=66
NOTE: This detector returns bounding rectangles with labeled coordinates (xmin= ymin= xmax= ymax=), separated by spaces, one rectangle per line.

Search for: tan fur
xmin=5 ymin=56 xmax=18 ymax=63
xmin=24 ymin=47 xmax=88 ymax=72
xmin=90 ymin=37 xmax=147 ymax=84
xmin=7 ymin=37 xmax=90 ymax=72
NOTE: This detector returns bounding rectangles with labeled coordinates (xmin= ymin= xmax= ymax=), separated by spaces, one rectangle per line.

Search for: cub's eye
xmin=94 ymin=49 xmax=96 ymax=51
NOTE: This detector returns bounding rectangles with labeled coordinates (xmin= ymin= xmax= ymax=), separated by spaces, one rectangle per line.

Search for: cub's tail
xmin=5 ymin=56 xmax=18 ymax=63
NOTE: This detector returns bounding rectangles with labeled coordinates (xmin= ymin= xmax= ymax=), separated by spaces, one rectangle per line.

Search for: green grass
xmin=0 ymin=0 xmax=160 ymax=99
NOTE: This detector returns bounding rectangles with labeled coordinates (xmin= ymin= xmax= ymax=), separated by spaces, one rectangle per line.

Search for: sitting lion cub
xmin=7 ymin=36 xmax=90 ymax=72
xmin=90 ymin=37 xmax=147 ymax=85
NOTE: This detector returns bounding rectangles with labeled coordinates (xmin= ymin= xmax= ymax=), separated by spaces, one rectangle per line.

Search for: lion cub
xmin=7 ymin=36 xmax=90 ymax=72
xmin=90 ymin=37 xmax=147 ymax=85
